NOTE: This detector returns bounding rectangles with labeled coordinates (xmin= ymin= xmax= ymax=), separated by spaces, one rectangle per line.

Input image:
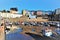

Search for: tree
xmin=2 ymin=10 xmax=6 ymax=13
xmin=10 ymin=8 xmax=18 ymax=11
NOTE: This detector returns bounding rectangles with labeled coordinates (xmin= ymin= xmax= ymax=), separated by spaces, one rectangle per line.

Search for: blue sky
xmin=0 ymin=0 xmax=60 ymax=13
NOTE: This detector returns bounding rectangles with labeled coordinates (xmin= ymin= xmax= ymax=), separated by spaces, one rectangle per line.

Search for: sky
xmin=0 ymin=0 xmax=60 ymax=13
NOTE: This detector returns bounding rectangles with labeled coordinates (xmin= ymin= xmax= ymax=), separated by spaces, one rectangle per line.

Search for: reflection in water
xmin=6 ymin=29 xmax=34 ymax=40
xmin=6 ymin=28 xmax=60 ymax=40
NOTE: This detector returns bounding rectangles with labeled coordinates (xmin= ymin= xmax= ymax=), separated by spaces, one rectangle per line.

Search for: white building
xmin=0 ymin=12 xmax=22 ymax=18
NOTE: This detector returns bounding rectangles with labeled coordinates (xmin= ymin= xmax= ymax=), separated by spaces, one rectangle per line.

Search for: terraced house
xmin=0 ymin=8 xmax=22 ymax=18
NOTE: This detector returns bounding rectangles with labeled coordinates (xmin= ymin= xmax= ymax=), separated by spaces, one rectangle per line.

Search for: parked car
xmin=24 ymin=22 xmax=30 ymax=26
xmin=56 ymin=22 xmax=60 ymax=28
xmin=29 ymin=22 xmax=38 ymax=26
xmin=37 ymin=22 xmax=41 ymax=26
xmin=49 ymin=21 xmax=56 ymax=26
xmin=12 ymin=22 xmax=20 ymax=25
xmin=32 ymin=29 xmax=35 ymax=32
xmin=41 ymin=22 xmax=50 ymax=27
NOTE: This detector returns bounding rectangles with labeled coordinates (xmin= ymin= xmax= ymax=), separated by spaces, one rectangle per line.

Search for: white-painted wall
xmin=0 ymin=13 xmax=22 ymax=18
